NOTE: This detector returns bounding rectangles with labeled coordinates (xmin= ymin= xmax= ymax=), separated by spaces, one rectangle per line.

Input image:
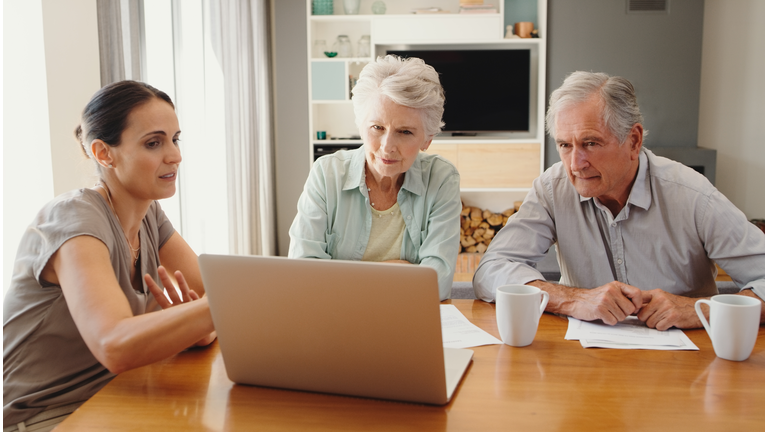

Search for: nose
xmin=166 ymin=140 xmax=182 ymax=165
xmin=380 ymin=131 xmax=396 ymax=154
xmin=569 ymin=147 xmax=589 ymax=172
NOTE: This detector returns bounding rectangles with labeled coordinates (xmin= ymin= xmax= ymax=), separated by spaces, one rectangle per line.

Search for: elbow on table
xmin=93 ymin=335 xmax=139 ymax=375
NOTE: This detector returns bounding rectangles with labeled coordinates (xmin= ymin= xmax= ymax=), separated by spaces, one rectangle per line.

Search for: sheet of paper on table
xmin=565 ymin=316 xmax=698 ymax=350
xmin=440 ymin=304 xmax=502 ymax=349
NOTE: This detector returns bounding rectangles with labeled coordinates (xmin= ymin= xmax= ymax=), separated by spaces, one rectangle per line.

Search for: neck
xmin=95 ymin=181 xmax=151 ymax=239
xmin=597 ymin=160 xmax=640 ymax=217
xmin=365 ymin=165 xmax=404 ymax=194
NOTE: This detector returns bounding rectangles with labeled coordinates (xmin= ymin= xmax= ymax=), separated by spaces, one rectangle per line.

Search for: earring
xmin=108 ymin=164 xmax=113 ymax=168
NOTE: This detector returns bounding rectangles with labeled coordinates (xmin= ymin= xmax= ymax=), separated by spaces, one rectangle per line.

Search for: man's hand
xmin=529 ymin=280 xmax=644 ymax=325
xmin=636 ymin=289 xmax=701 ymax=330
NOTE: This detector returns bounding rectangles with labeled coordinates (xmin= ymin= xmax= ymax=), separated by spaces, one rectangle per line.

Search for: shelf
xmin=310 ymin=57 xmax=372 ymax=62
xmin=306 ymin=0 xmax=547 ymax=195
xmin=312 ymin=100 xmax=353 ymax=104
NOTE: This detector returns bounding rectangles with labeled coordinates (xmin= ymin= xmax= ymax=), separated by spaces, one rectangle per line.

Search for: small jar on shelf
xmin=333 ymin=35 xmax=353 ymax=58
xmin=357 ymin=35 xmax=370 ymax=58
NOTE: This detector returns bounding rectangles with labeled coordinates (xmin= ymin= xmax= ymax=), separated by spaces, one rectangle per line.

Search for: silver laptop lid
xmin=199 ymin=254 xmax=451 ymax=405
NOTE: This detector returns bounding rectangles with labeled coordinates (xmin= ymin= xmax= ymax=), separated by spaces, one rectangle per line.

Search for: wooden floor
xmin=454 ymin=253 xmax=733 ymax=283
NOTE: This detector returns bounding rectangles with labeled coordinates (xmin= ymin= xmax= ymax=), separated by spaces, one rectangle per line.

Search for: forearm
xmin=97 ymin=299 xmax=214 ymax=374
xmin=527 ymin=280 xmax=581 ymax=315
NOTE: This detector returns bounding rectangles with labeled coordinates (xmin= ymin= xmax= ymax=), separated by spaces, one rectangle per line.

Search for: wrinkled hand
xmin=636 ymin=289 xmax=702 ymax=330
xmin=570 ymin=281 xmax=644 ymax=325
xmin=145 ymin=266 xmax=217 ymax=346
xmin=145 ymin=266 xmax=200 ymax=309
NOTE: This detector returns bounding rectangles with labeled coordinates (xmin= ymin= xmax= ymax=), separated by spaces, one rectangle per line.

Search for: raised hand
xmin=145 ymin=266 xmax=199 ymax=309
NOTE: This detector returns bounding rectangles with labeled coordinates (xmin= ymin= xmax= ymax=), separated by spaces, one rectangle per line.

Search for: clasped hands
xmin=144 ymin=266 xmax=217 ymax=346
xmin=570 ymin=282 xmax=702 ymax=330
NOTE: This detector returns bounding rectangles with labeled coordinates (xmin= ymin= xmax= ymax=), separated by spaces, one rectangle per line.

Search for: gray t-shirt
xmin=3 ymin=188 xmax=175 ymax=424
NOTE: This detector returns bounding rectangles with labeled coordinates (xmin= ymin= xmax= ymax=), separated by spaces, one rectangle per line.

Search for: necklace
xmin=96 ymin=182 xmax=140 ymax=266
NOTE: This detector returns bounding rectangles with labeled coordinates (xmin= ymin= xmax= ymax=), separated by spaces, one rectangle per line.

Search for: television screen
xmin=387 ymin=49 xmax=530 ymax=134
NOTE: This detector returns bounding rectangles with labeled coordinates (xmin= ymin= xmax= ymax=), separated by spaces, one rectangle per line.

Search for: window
xmin=144 ymin=0 xmax=229 ymax=254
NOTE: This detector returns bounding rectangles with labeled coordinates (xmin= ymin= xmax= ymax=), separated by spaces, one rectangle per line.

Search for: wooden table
xmin=56 ymin=300 xmax=764 ymax=431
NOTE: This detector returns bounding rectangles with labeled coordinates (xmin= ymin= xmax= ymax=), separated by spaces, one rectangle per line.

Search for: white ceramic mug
xmin=694 ymin=295 xmax=761 ymax=362
xmin=496 ymin=284 xmax=549 ymax=347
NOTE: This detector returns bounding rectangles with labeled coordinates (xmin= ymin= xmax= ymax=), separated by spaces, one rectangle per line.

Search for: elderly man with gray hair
xmin=474 ymin=71 xmax=764 ymax=329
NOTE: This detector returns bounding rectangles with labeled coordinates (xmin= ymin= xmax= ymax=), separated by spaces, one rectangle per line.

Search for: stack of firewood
xmin=460 ymin=202 xmax=522 ymax=253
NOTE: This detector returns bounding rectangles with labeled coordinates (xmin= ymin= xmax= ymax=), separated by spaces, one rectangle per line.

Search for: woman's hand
xmin=145 ymin=266 xmax=217 ymax=346
xmin=145 ymin=266 xmax=199 ymax=308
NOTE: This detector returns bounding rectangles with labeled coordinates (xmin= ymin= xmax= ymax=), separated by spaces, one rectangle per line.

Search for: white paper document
xmin=565 ymin=316 xmax=698 ymax=350
xmin=440 ymin=305 xmax=502 ymax=349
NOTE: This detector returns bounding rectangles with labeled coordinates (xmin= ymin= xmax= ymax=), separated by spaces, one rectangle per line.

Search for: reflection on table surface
xmin=56 ymin=299 xmax=765 ymax=431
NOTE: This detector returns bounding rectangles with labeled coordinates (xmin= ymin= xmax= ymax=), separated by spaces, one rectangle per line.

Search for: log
xmin=486 ymin=213 xmax=503 ymax=226
xmin=502 ymin=208 xmax=516 ymax=217
xmin=470 ymin=207 xmax=482 ymax=221
xmin=475 ymin=243 xmax=488 ymax=254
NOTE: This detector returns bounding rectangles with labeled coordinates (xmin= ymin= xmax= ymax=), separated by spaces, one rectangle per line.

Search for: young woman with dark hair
xmin=3 ymin=81 xmax=215 ymax=431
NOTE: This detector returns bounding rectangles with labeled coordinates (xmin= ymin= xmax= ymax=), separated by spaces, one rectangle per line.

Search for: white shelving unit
xmin=306 ymin=0 xmax=547 ymax=212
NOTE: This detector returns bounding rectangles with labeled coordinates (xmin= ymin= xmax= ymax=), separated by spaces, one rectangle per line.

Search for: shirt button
xmin=611 ymin=222 xmax=617 ymax=227
xmin=407 ymin=215 xmax=412 ymax=219
xmin=617 ymin=259 xmax=623 ymax=265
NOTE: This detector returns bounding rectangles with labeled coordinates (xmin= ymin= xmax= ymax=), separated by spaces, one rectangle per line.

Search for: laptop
xmin=198 ymin=254 xmax=474 ymax=405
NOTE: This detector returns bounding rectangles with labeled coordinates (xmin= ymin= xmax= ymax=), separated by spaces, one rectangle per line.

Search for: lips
xmin=160 ymin=172 xmax=176 ymax=179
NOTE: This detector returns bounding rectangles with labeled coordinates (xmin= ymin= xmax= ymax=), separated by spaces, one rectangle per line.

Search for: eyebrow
xmin=141 ymin=130 xmax=181 ymax=139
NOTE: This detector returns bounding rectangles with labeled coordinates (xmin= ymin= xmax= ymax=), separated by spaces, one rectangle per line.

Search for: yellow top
xmin=362 ymin=202 xmax=404 ymax=262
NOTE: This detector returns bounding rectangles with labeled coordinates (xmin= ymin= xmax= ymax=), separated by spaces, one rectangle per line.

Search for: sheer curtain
xmin=97 ymin=0 xmax=276 ymax=256
xmin=96 ymin=0 xmax=145 ymax=84
xmin=210 ymin=0 xmax=276 ymax=256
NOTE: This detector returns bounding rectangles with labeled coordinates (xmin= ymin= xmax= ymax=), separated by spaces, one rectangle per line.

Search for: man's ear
xmin=627 ymin=124 xmax=643 ymax=159
xmin=91 ymin=140 xmax=114 ymax=168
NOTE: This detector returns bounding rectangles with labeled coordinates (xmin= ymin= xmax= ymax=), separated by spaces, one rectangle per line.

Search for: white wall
xmin=3 ymin=0 xmax=101 ymax=297
xmin=698 ymin=0 xmax=765 ymax=219
xmin=3 ymin=0 xmax=54 ymax=297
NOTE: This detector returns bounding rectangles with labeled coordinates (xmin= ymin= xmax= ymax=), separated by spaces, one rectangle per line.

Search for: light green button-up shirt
xmin=289 ymin=146 xmax=461 ymax=300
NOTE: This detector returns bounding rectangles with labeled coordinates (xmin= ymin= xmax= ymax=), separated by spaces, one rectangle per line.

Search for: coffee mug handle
xmin=539 ymin=291 xmax=549 ymax=316
xmin=694 ymin=299 xmax=712 ymax=337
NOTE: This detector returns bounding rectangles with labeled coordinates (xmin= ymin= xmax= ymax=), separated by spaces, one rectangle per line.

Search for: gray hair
xmin=545 ymin=71 xmax=647 ymax=144
xmin=351 ymin=55 xmax=445 ymax=137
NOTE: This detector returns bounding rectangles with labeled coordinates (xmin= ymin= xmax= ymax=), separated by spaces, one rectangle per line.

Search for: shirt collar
xmin=343 ymin=146 xmax=367 ymax=191
xmin=627 ymin=149 xmax=651 ymax=210
xmin=342 ymin=146 xmax=426 ymax=197
xmin=578 ymin=148 xmax=650 ymax=211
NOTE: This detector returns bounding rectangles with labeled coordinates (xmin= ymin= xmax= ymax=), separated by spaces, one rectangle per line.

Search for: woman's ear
xmin=91 ymin=140 xmax=114 ymax=169
xmin=421 ymin=137 xmax=433 ymax=152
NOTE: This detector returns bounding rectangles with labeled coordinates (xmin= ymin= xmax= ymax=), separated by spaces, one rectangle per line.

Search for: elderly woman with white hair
xmin=288 ymin=55 xmax=461 ymax=300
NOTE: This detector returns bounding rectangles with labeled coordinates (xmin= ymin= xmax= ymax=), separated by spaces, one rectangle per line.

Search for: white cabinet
xmin=306 ymin=0 xmax=547 ymax=212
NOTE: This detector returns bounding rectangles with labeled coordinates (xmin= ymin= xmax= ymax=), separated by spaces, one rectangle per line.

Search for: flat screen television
xmin=387 ymin=49 xmax=531 ymax=135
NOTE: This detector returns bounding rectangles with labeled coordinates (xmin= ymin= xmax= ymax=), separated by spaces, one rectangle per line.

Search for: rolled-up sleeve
xmin=473 ymin=175 xmax=557 ymax=302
